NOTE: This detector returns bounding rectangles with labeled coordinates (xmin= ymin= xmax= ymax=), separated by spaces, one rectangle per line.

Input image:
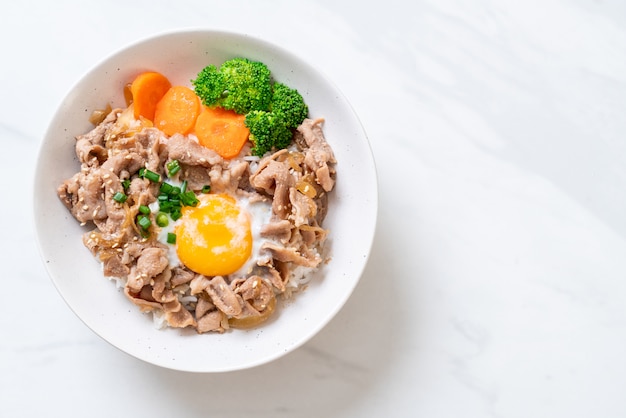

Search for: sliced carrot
xmin=154 ymin=86 xmax=201 ymax=136
xmin=194 ymin=106 xmax=250 ymax=159
xmin=130 ymin=71 xmax=172 ymax=121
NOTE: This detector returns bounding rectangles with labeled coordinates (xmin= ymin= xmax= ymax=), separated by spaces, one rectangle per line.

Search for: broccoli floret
xmin=245 ymin=110 xmax=292 ymax=157
xmin=192 ymin=58 xmax=273 ymax=114
xmin=241 ymin=82 xmax=308 ymax=156
xmin=191 ymin=65 xmax=224 ymax=108
xmin=270 ymin=83 xmax=308 ymax=128
xmin=220 ymin=58 xmax=273 ymax=114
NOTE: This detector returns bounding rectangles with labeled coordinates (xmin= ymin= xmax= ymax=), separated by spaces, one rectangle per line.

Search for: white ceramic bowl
xmin=34 ymin=29 xmax=377 ymax=372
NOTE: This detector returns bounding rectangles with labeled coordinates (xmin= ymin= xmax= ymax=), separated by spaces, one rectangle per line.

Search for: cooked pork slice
xmin=166 ymin=134 xmax=223 ymax=167
xmin=179 ymin=164 xmax=212 ymax=191
xmin=57 ymin=174 xmax=80 ymax=212
xmin=249 ymin=150 xmax=286 ymax=194
xmin=249 ymin=157 xmax=295 ymax=218
xmin=151 ymin=269 xmax=177 ymax=304
xmin=205 ymin=276 xmax=242 ymax=317
xmin=209 ymin=160 xmax=249 ymax=193
xmin=195 ymin=297 xmax=216 ymax=319
xmin=57 ymin=169 xmax=107 ymax=223
xmin=163 ymin=299 xmax=196 ymax=328
xmin=120 ymin=241 xmax=151 ymax=263
xmin=127 ymin=247 xmax=169 ymax=292
xmin=189 ymin=275 xmax=211 ymax=295
xmin=170 ymin=267 xmax=195 ymax=287
xmin=236 ymin=276 xmax=274 ymax=312
xmin=137 ymin=247 xmax=169 ymax=278
xmin=125 ymin=286 xmax=162 ymax=312
xmin=289 ymin=187 xmax=316 ymax=227
xmin=316 ymin=164 xmax=333 ymax=192
xmin=262 ymin=242 xmax=321 ymax=268
xmin=297 ymin=118 xmax=336 ymax=192
xmin=75 ymin=109 xmax=119 ymax=164
xmin=197 ymin=310 xmax=225 ymax=333
xmin=102 ymin=253 xmax=130 ymax=277
xmin=127 ymin=177 xmax=158 ymax=208
xmin=121 ymin=128 xmax=164 ymax=174
xmin=126 ymin=268 xmax=146 ymax=293
xmin=233 ymin=299 xmax=264 ymax=319
xmin=263 ymin=264 xmax=287 ymax=293
xmin=260 ymin=219 xmax=292 ymax=243
xmin=100 ymin=149 xmax=145 ymax=179
xmin=94 ymin=176 xmax=129 ymax=237
xmin=298 ymin=225 xmax=328 ymax=247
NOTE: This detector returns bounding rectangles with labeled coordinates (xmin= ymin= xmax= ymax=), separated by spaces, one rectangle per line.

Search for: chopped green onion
xmin=158 ymin=201 xmax=172 ymax=212
xmin=138 ymin=167 xmax=161 ymax=183
xmin=167 ymin=232 xmax=176 ymax=244
xmin=181 ymin=191 xmax=199 ymax=207
xmin=201 ymin=185 xmax=211 ymax=193
xmin=138 ymin=205 xmax=151 ymax=215
xmin=156 ymin=212 xmax=169 ymax=227
xmin=143 ymin=169 xmax=161 ymax=183
xmin=159 ymin=182 xmax=174 ymax=195
xmin=156 ymin=177 xmax=197 ymax=217
xmin=112 ymin=192 xmax=127 ymax=203
xmin=166 ymin=160 xmax=181 ymax=176
xmin=121 ymin=179 xmax=131 ymax=190
xmin=170 ymin=209 xmax=182 ymax=221
xmin=159 ymin=183 xmax=180 ymax=196
xmin=137 ymin=215 xmax=152 ymax=230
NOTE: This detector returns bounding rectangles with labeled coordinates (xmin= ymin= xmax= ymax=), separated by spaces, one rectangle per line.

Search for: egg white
xmin=232 ymin=195 xmax=273 ymax=276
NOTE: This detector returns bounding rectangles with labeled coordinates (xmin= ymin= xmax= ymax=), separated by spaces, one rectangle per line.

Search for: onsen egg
xmin=175 ymin=193 xmax=253 ymax=277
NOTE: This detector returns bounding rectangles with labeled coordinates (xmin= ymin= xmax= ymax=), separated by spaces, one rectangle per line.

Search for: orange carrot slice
xmin=130 ymin=71 xmax=172 ymax=121
xmin=194 ymin=106 xmax=250 ymax=159
xmin=154 ymin=86 xmax=201 ymax=136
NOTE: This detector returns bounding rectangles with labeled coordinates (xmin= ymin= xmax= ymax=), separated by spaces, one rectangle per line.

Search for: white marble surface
xmin=2 ymin=0 xmax=625 ymax=416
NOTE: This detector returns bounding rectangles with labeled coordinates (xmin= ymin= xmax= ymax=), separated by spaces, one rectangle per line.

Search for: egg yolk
xmin=175 ymin=193 xmax=252 ymax=277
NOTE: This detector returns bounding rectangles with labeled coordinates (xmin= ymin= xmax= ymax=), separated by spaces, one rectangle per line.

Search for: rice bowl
xmin=34 ymin=29 xmax=377 ymax=372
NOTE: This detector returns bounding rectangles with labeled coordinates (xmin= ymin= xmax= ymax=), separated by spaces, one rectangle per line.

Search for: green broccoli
xmin=192 ymin=58 xmax=272 ymax=114
xmin=245 ymin=110 xmax=292 ymax=157
xmin=270 ymin=82 xmax=308 ymax=128
xmin=191 ymin=65 xmax=224 ymax=108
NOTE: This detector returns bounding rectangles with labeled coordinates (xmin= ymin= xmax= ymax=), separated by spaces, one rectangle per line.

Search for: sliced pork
xmin=58 ymin=106 xmax=336 ymax=334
